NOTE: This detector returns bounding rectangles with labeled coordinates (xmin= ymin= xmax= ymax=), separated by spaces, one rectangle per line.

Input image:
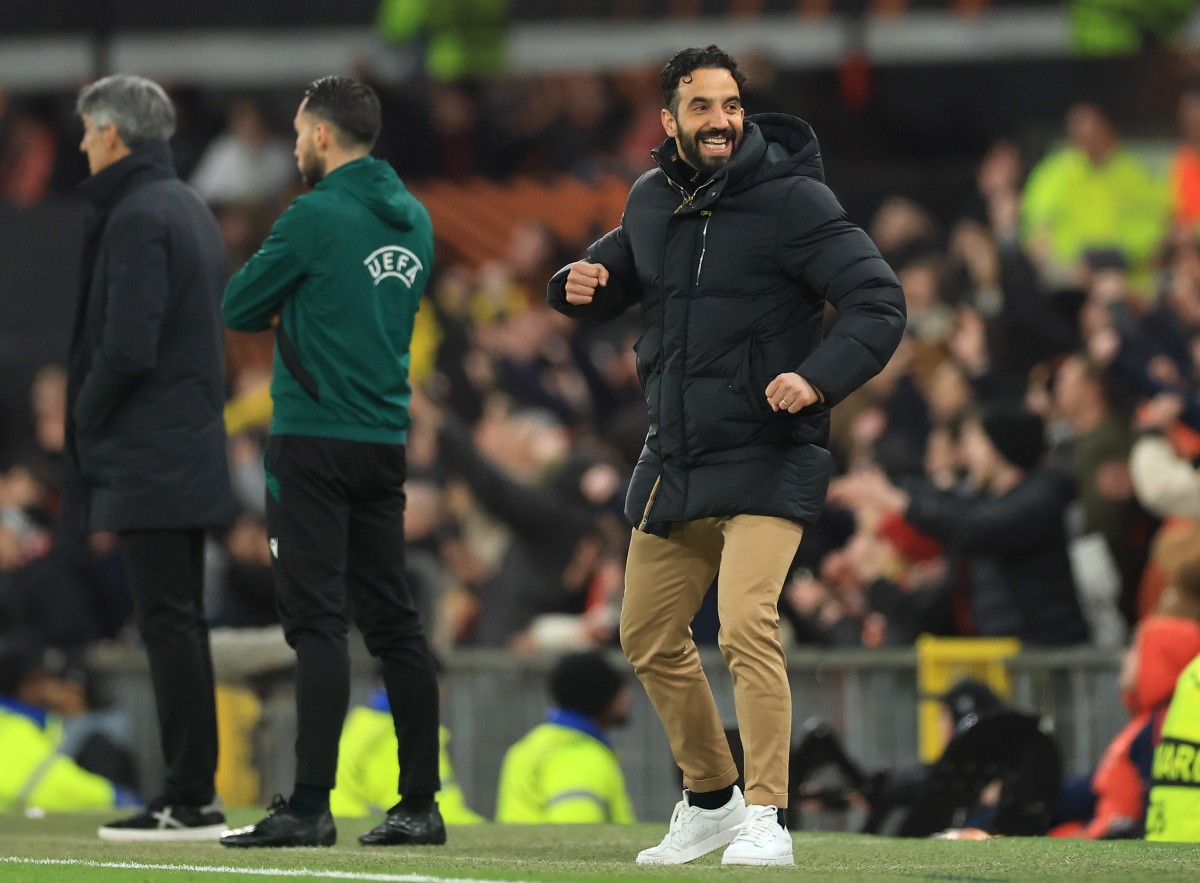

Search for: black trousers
xmin=117 ymin=528 xmax=218 ymax=806
xmin=265 ymin=434 xmax=440 ymax=796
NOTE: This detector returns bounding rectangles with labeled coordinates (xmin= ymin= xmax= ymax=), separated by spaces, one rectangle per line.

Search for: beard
xmin=298 ymin=148 xmax=326 ymax=188
xmin=677 ymin=124 xmax=741 ymax=175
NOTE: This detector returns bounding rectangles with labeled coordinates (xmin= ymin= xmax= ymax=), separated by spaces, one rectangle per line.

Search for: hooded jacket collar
xmin=650 ymin=113 xmax=824 ymax=211
xmin=313 ymin=155 xmax=416 ymax=231
xmin=78 ymin=139 xmax=175 ymax=212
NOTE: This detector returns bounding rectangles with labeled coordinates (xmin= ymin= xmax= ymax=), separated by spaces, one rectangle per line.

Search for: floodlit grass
xmin=1 ymin=811 xmax=1198 ymax=882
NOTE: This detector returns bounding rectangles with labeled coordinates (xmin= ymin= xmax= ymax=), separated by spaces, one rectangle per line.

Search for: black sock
xmin=289 ymin=784 xmax=330 ymax=816
xmin=777 ymin=808 xmax=787 ymax=828
xmin=687 ymin=785 xmax=734 ymax=810
xmin=399 ymin=793 xmax=434 ymax=814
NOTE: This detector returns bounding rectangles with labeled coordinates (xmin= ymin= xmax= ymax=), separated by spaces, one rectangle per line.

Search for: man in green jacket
xmin=496 ymin=651 xmax=635 ymax=824
xmin=219 ymin=76 xmax=443 ymax=849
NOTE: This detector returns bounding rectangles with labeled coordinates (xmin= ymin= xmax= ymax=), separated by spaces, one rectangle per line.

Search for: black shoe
xmin=359 ymin=802 xmax=447 ymax=846
xmin=98 ymin=797 xmax=227 ymax=841
xmin=221 ymin=796 xmax=336 ymax=848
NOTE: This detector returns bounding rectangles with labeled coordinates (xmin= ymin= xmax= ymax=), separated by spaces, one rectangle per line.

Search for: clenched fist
xmin=564 ymin=261 xmax=609 ymax=305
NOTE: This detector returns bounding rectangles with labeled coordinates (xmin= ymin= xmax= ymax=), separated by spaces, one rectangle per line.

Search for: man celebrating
xmin=548 ymin=46 xmax=905 ymax=865
xmin=221 ymin=76 xmax=442 ymax=848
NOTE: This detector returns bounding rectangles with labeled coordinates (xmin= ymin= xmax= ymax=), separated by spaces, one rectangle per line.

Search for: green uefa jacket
xmin=495 ymin=714 xmax=635 ymax=824
xmin=223 ymin=156 xmax=433 ymax=444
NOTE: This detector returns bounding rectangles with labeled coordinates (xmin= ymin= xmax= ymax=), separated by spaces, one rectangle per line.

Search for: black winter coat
xmin=67 ymin=141 xmax=234 ymax=532
xmin=548 ymin=115 xmax=905 ymax=533
xmin=903 ymin=468 xmax=1089 ymax=646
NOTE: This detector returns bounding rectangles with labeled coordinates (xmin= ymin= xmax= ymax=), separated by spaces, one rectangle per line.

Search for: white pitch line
xmin=0 ymin=856 xmax=546 ymax=883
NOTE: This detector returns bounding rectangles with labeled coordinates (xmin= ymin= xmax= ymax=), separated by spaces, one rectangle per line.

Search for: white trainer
xmin=722 ymin=804 xmax=795 ymax=866
xmin=635 ymin=786 xmax=749 ymax=865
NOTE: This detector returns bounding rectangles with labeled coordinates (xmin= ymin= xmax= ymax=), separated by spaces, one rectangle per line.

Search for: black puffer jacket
xmin=548 ymin=115 xmax=905 ymax=533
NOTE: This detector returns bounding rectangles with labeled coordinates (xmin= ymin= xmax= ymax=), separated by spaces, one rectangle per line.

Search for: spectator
xmin=189 ymin=99 xmax=295 ymax=207
xmin=1052 ymin=353 xmax=1145 ymax=616
xmin=495 ymin=650 xmax=634 ymax=823
xmin=1022 ymin=103 xmax=1167 ymax=290
xmin=1130 ymin=393 xmax=1200 ymax=519
xmin=1170 ymin=84 xmax=1200 ymax=231
xmin=374 ymin=0 xmax=509 ymax=82
xmin=0 ymin=94 xmax=58 ymax=207
xmin=415 ymin=392 xmax=619 ymax=649
xmin=831 ymin=403 xmax=1089 ymax=645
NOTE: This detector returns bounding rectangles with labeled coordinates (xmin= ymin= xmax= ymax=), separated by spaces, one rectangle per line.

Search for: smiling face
xmin=662 ymin=66 xmax=745 ymax=175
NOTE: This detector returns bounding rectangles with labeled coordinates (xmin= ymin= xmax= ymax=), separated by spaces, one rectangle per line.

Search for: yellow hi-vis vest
xmin=0 ymin=706 xmax=122 ymax=812
xmin=329 ymin=709 xmax=483 ymax=824
xmin=1147 ymin=655 xmax=1200 ymax=842
xmin=495 ymin=721 xmax=635 ymax=824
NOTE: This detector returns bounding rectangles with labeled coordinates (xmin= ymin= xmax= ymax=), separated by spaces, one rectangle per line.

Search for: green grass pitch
xmin=1 ymin=812 xmax=1198 ymax=882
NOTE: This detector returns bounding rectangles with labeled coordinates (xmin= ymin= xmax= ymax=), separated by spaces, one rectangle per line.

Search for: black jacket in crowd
xmin=67 ymin=141 xmax=234 ymax=532
xmin=436 ymin=420 xmax=601 ymax=646
xmin=548 ymin=114 xmax=906 ymax=534
xmin=902 ymin=468 xmax=1090 ymax=646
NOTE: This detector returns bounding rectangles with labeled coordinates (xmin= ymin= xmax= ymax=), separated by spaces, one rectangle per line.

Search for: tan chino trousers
xmin=620 ymin=514 xmax=804 ymax=807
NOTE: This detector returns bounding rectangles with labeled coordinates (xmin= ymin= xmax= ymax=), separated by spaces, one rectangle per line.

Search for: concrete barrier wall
xmin=89 ymin=645 xmax=1123 ymax=823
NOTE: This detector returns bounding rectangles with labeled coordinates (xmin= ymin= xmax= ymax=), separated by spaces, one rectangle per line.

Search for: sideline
xmin=0 ymin=856 xmax=545 ymax=883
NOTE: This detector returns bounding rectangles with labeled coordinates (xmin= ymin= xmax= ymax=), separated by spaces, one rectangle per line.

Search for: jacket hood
xmin=1123 ymin=615 xmax=1200 ymax=713
xmin=316 ymin=156 xmax=416 ymax=229
xmin=740 ymin=113 xmax=825 ymax=186
xmin=651 ymin=113 xmax=824 ymax=194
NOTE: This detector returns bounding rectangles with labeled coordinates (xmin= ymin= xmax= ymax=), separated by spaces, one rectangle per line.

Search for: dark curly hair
xmin=302 ymin=75 xmax=381 ymax=150
xmin=660 ymin=45 xmax=747 ymax=117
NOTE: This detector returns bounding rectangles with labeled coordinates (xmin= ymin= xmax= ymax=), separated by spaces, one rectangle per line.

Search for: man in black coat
xmin=547 ymin=46 xmax=905 ymax=866
xmin=69 ymin=74 xmax=235 ymax=840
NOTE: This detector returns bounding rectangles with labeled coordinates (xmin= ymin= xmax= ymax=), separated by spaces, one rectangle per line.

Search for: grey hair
xmin=76 ymin=74 xmax=175 ymax=146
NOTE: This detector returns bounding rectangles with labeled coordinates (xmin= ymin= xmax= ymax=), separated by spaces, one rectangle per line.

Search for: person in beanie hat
xmin=830 ymin=402 xmax=1088 ymax=645
xmin=980 ymin=403 xmax=1047 ymax=472
xmin=495 ymin=651 xmax=635 ymax=823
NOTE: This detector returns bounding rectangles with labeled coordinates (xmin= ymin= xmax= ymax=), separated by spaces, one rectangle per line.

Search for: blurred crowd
xmin=7 ymin=68 xmax=1200 ymax=683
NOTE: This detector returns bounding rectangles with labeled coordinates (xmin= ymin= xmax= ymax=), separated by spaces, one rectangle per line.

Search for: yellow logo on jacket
xmin=364 ymin=246 xmax=423 ymax=287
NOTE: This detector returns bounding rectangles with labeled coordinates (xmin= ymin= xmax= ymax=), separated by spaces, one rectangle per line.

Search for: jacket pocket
xmin=739 ymin=337 xmax=775 ymax=418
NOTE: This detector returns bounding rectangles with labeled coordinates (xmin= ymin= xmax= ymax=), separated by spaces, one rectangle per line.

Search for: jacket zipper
xmin=672 ymin=178 xmax=713 ymax=214
xmin=696 ymin=212 xmax=712 ymax=286
xmin=638 ymin=475 xmax=663 ymax=532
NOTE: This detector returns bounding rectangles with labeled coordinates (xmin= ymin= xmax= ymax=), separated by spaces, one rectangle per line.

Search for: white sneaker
xmin=722 ymin=804 xmax=794 ymax=866
xmin=635 ymin=786 xmax=748 ymax=865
